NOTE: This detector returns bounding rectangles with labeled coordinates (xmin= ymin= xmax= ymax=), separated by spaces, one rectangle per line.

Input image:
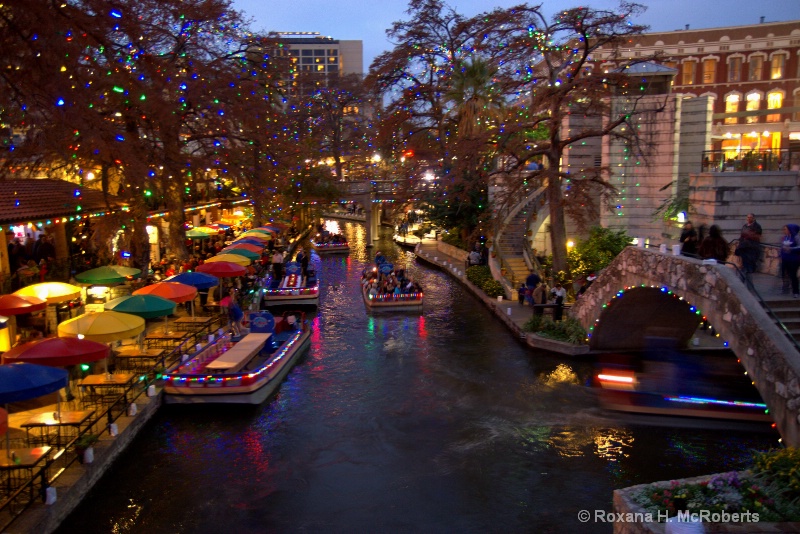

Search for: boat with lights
xmin=593 ymin=349 xmax=772 ymax=423
xmin=163 ymin=310 xmax=311 ymax=404
xmin=310 ymin=236 xmax=350 ymax=254
xmin=262 ymin=261 xmax=319 ymax=307
xmin=361 ymin=256 xmax=424 ymax=313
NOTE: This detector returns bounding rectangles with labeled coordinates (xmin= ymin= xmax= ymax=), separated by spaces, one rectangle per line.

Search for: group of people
xmin=267 ymin=246 xmax=311 ymax=283
xmin=361 ymin=252 xmax=422 ymax=297
xmin=8 ymin=233 xmax=57 ymax=287
xmin=518 ymin=270 xmax=567 ymax=321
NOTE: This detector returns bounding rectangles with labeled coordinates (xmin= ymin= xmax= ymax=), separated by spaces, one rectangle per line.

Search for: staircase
xmin=761 ymin=294 xmax=800 ymax=348
xmin=495 ymin=197 xmax=539 ymax=286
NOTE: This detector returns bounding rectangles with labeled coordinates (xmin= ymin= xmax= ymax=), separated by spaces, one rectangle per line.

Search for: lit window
xmin=766 ymin=92 xmax=783 ymax=122
xmin=724 ymin=94 xmax=739 ymax=124
xmin=748 ymin=56 xmax=763 ymax=81
xmin=770 ymin=54 xmax=786 ymax=79
xmin=746 ymin=93 xmax=760 ymax=123
xmin=702 ymin=59 xmax=716 ymax=84
xmin=682 ymin=60 xmax=696 ymax=85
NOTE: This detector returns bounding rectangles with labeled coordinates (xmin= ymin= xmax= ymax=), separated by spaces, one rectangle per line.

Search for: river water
xmin=56 ymin=221 xmax=778 ymax=534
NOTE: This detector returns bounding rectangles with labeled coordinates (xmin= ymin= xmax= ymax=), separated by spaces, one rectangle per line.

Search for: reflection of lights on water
xmin=547 ymin=429 xmax=586 ymax=458
xmin=323 ymin=220 xmax=341 ymax=235
xmin=418 ymin=315 xmax=427 ymax=339
xmin=593 ymin=429 xmax=633 ymax=462
xmin=541 ymin=363 xmax=579 ymax=386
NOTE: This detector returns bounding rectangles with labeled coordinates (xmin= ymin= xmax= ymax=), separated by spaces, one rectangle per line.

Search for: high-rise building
xmin=274 ymin=32 xmax=363 ymax=77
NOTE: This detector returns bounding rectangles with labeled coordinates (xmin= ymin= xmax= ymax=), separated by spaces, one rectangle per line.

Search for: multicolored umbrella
xmin=205 ymin=254 xmax=251 ymax=266
xmin=197 ymin=262 xmax=247 ymax=278
xmin=75 ymin=265 xmax=141 ymax=285
xmin=133 ymin=282 xmax=197 ymax=304
xmin=104 ymin=295 xmax=177 ymax=319
xmin=14 ymin=282 xmax=81 ymax=304
xmin=223 ymin=243 xmax=263 ymax=253
xmin=166 ymin=271 xmax=219 ymax=290
xmin=0 ymin=294 xmax=46 ymax=315
xmin=2 ymin=337 xmax=109 ymax=367
xmin=232 ymin=238 xmax=269 ymax=246
xmin=58 ymin=311 xmax=145 ymax=343
xmin=185 ymin=229 xmax=210 ymax=240
xmin=220 ymin=248 xmax=259 ymax=261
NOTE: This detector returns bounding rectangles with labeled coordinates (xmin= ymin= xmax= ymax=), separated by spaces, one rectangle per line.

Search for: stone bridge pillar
xmin=363 ymin=192 xmax=377 ymax=246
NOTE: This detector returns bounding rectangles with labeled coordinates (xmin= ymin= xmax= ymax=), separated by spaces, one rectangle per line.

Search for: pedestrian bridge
xmin=571 ymin=246 xmax=800 ymax=446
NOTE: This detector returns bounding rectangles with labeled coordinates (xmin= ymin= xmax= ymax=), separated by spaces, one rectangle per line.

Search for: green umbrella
xmin=104 ymin=294 xmax=176 ymax=319
xmin=186 ymin=229 xmax=210 ymax=240
xmin=75 ymin=265 xmax=142 ymax=285
xmin=221 ymin=248 xmax=260 ymax=261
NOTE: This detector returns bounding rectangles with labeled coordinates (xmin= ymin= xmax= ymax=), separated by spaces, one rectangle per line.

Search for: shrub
xmin=440 ymin=230 xmax=467 ymax=249
xmin=466 ymin=265 xmax=492 ymax=286
xmin=481 ymin=279 xmax=505 ymax=298
xmin=522 ymin=316 xmax=587 ymax=345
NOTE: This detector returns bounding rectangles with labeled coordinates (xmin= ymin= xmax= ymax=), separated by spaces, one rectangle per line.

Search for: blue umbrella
xmin=0 ymin=363 xmax=68 ymax=404
xmin=167 ymin=271 xmax=219 ymax=290
xmin=232 ymin=238 xmax=267 ymax=247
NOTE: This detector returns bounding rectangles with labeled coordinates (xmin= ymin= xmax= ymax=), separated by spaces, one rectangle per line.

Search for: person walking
xmin=736 ymin=213 xmax=762 ymax=276
xmin=780 ymin=224 xmax=800 ymax=298
xmin=271 ymin=248 xmax=284 ymax=283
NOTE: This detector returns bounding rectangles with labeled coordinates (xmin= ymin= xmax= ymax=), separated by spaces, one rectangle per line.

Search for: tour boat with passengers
xmin=163 ymin=310 xmax=311 ymax=404
xmin=592 ymin=348 xmax=772 ymax=423
xmin=361 ymin=255 xmax=423 ymax=313
xmin=262 ymin=261 xmax=320 ymax=307
xmin=310 ymin=236 xmax=350 ymax=254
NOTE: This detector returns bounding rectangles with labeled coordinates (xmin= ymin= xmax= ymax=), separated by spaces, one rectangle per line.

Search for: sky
xmin=231 ymin=0 xmax=800 ymax=72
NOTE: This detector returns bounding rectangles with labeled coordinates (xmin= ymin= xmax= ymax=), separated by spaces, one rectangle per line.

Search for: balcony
xmin=701 ymin=148 xmax=800 ymax=173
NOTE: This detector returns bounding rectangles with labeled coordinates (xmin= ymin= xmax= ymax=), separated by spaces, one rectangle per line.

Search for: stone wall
xmin=570 ymin=246 xmax=800 ymax=447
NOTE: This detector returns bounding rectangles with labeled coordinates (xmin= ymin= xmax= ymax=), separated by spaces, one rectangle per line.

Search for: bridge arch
xmin=571 ymin=246 xmax=800 ymax=446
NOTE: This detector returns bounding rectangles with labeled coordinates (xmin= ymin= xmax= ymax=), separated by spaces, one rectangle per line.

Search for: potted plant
xmin=75 ymin=433 xmax=99 ymax=464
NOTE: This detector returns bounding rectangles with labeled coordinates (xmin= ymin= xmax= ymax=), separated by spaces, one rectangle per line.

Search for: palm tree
xmin=445 ymin=59 xmax=503 ymax=140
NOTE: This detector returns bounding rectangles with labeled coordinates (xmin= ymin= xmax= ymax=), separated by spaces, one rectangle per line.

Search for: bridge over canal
xmin=571 ymin=246 xmax=800 ymax=446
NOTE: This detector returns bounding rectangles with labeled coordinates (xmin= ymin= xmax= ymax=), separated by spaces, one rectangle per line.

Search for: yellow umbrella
xmin=205 ymin=254 xmax=252 ymax=266
xmin=57 ymin=311 xmax=145 ymax=343
xmin=14 ymin=282 xmax=81 ymax=304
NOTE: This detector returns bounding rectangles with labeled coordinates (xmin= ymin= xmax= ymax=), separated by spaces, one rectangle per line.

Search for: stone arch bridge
xmin=571 ymin=246 xmax=800 ymax=447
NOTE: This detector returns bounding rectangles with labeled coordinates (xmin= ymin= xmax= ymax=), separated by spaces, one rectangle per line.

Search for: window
xmin=766 ymin=92 xmax=783 ymax=122
xmin=702 ymin=59 xmax=716 ymax=84
xmin=724 ymin=94 xmax=739 ymax=124
xmin=748 ymin=56 xmax=763 ymax=81
xmin=745 ymin=93 xmax=760 ymax=123
xmin=301 ymin=49 xmax=313 ymax=56
xmin=682 ymin=60 xmax=696 ymax=85
xmin=771 ymin=54 xmax=786 ymax=79
xmin=728 ymin=57 xmax=742 ymax=82
xmin=313 ymin=49 xmax=325 ymax=56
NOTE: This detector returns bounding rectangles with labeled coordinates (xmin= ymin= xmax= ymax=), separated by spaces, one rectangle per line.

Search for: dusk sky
xmin=231 ymin=0 xmax=800 ymax=71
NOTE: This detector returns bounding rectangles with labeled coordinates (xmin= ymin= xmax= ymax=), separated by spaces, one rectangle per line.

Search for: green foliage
xmin=481 ymin=279 xmax=504 ymax=298
xmin=75 ymin=433 xmax=99 ymax=450
xmin=466 ymin=265 xmax=492 ymax=286
xmin=752 ymin=448 xmax=800 ymax=494
xmin=440 ymin=229 xmax=467 ymax=249
xmin=567 ymin=226 xmax=632 ymax=280
xmin=421 ymin=180 xmax=487 ymax=240
xmin=523 ymin=316 xmax=587 ymax=345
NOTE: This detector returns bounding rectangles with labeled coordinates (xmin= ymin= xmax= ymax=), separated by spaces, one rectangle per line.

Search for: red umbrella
xmin=2 ymin=337 xmax=109 ymax=367
xmin=197 ymin=261 xmax=247 ymax=278
xmin=0 ymin=294 xmax=47 ymax=315
xmin=133 ymin=281 xmax=197 ymax=304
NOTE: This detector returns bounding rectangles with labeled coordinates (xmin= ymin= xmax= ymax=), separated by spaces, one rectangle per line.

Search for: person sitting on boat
xmin=227 ymin=289 xmax=244 ymax=335
xmin=375 ymin=251 xmax=387 ymax=265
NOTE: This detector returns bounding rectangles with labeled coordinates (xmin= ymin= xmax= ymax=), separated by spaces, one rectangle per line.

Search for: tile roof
xmin=0 ymin=179 xmax=127 ymax=224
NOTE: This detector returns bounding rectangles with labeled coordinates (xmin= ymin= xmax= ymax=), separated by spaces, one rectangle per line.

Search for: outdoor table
xmin=174 ymin=316 xmax=214 ymax=331
xmin=144 ymin=331 xmax=187 ymax=349
xmin=115 ymin=347 xmax=165 ymax=372
xmin=22 ymin=410 xmax=95 ymax=448
xmin=79 ymin=373 xmax=135 ymax=406
xmin=0 ymin=446 xmax=51 ymax=497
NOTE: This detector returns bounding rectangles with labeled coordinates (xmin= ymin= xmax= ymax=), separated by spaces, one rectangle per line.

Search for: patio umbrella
xmin=197 ymin=262 xmax=247 ymax=278
xmin=104 ymin=295 xmax=176 ymax=320
xmin=2 ymin=337 xmax=109 ymax=367
xmin=258 ymin=225 xmax=282 ymax=233
xmin=220 ymin=248 xmax=260 ymax=261
xmin=232 ymin=238 xmax=268 ymax=246
xmin=14 ymin=282 xmax=81 ymax=304
xmin=166 ymin=271 xmax=219 ymax=290
xmin=58 ymin=311 xmax=145 ymax=343
xmin=0 ymin=295 xmax=46 ymax=316
xmin=194 ymin=226 xmax=221 ymax=235
xmin=0 ymin=363 xmax=68 ymax=404
xmin=133 ymin=282 xmax=197 ymax=304
xmin=223 ymin=243 xmax=263 ymax=253
xmin=205 ymin=254 xmax=251 ymax=266
xmin=186 ymin=229 xmax=210 ymax=240
xmin=0 ymin=362 xmax=69 ymax=456
xmin=75 ymin=265 xmax=141 ymax=285
xmin=242 ymin=230 xmax=273 ymax=239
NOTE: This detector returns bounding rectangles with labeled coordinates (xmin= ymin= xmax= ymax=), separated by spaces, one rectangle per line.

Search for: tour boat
xmin=361 ymin=260 xmax=423 ymax=313
xmin=593 ymin=350 xmax=772 ymax=423
xmin=163 ymin=310 xmax=311 ymax=404
xmin=310 ymin=238 xmax=350 ymax=254
xmin=262 ymin=261 xmax=320 ymax=307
